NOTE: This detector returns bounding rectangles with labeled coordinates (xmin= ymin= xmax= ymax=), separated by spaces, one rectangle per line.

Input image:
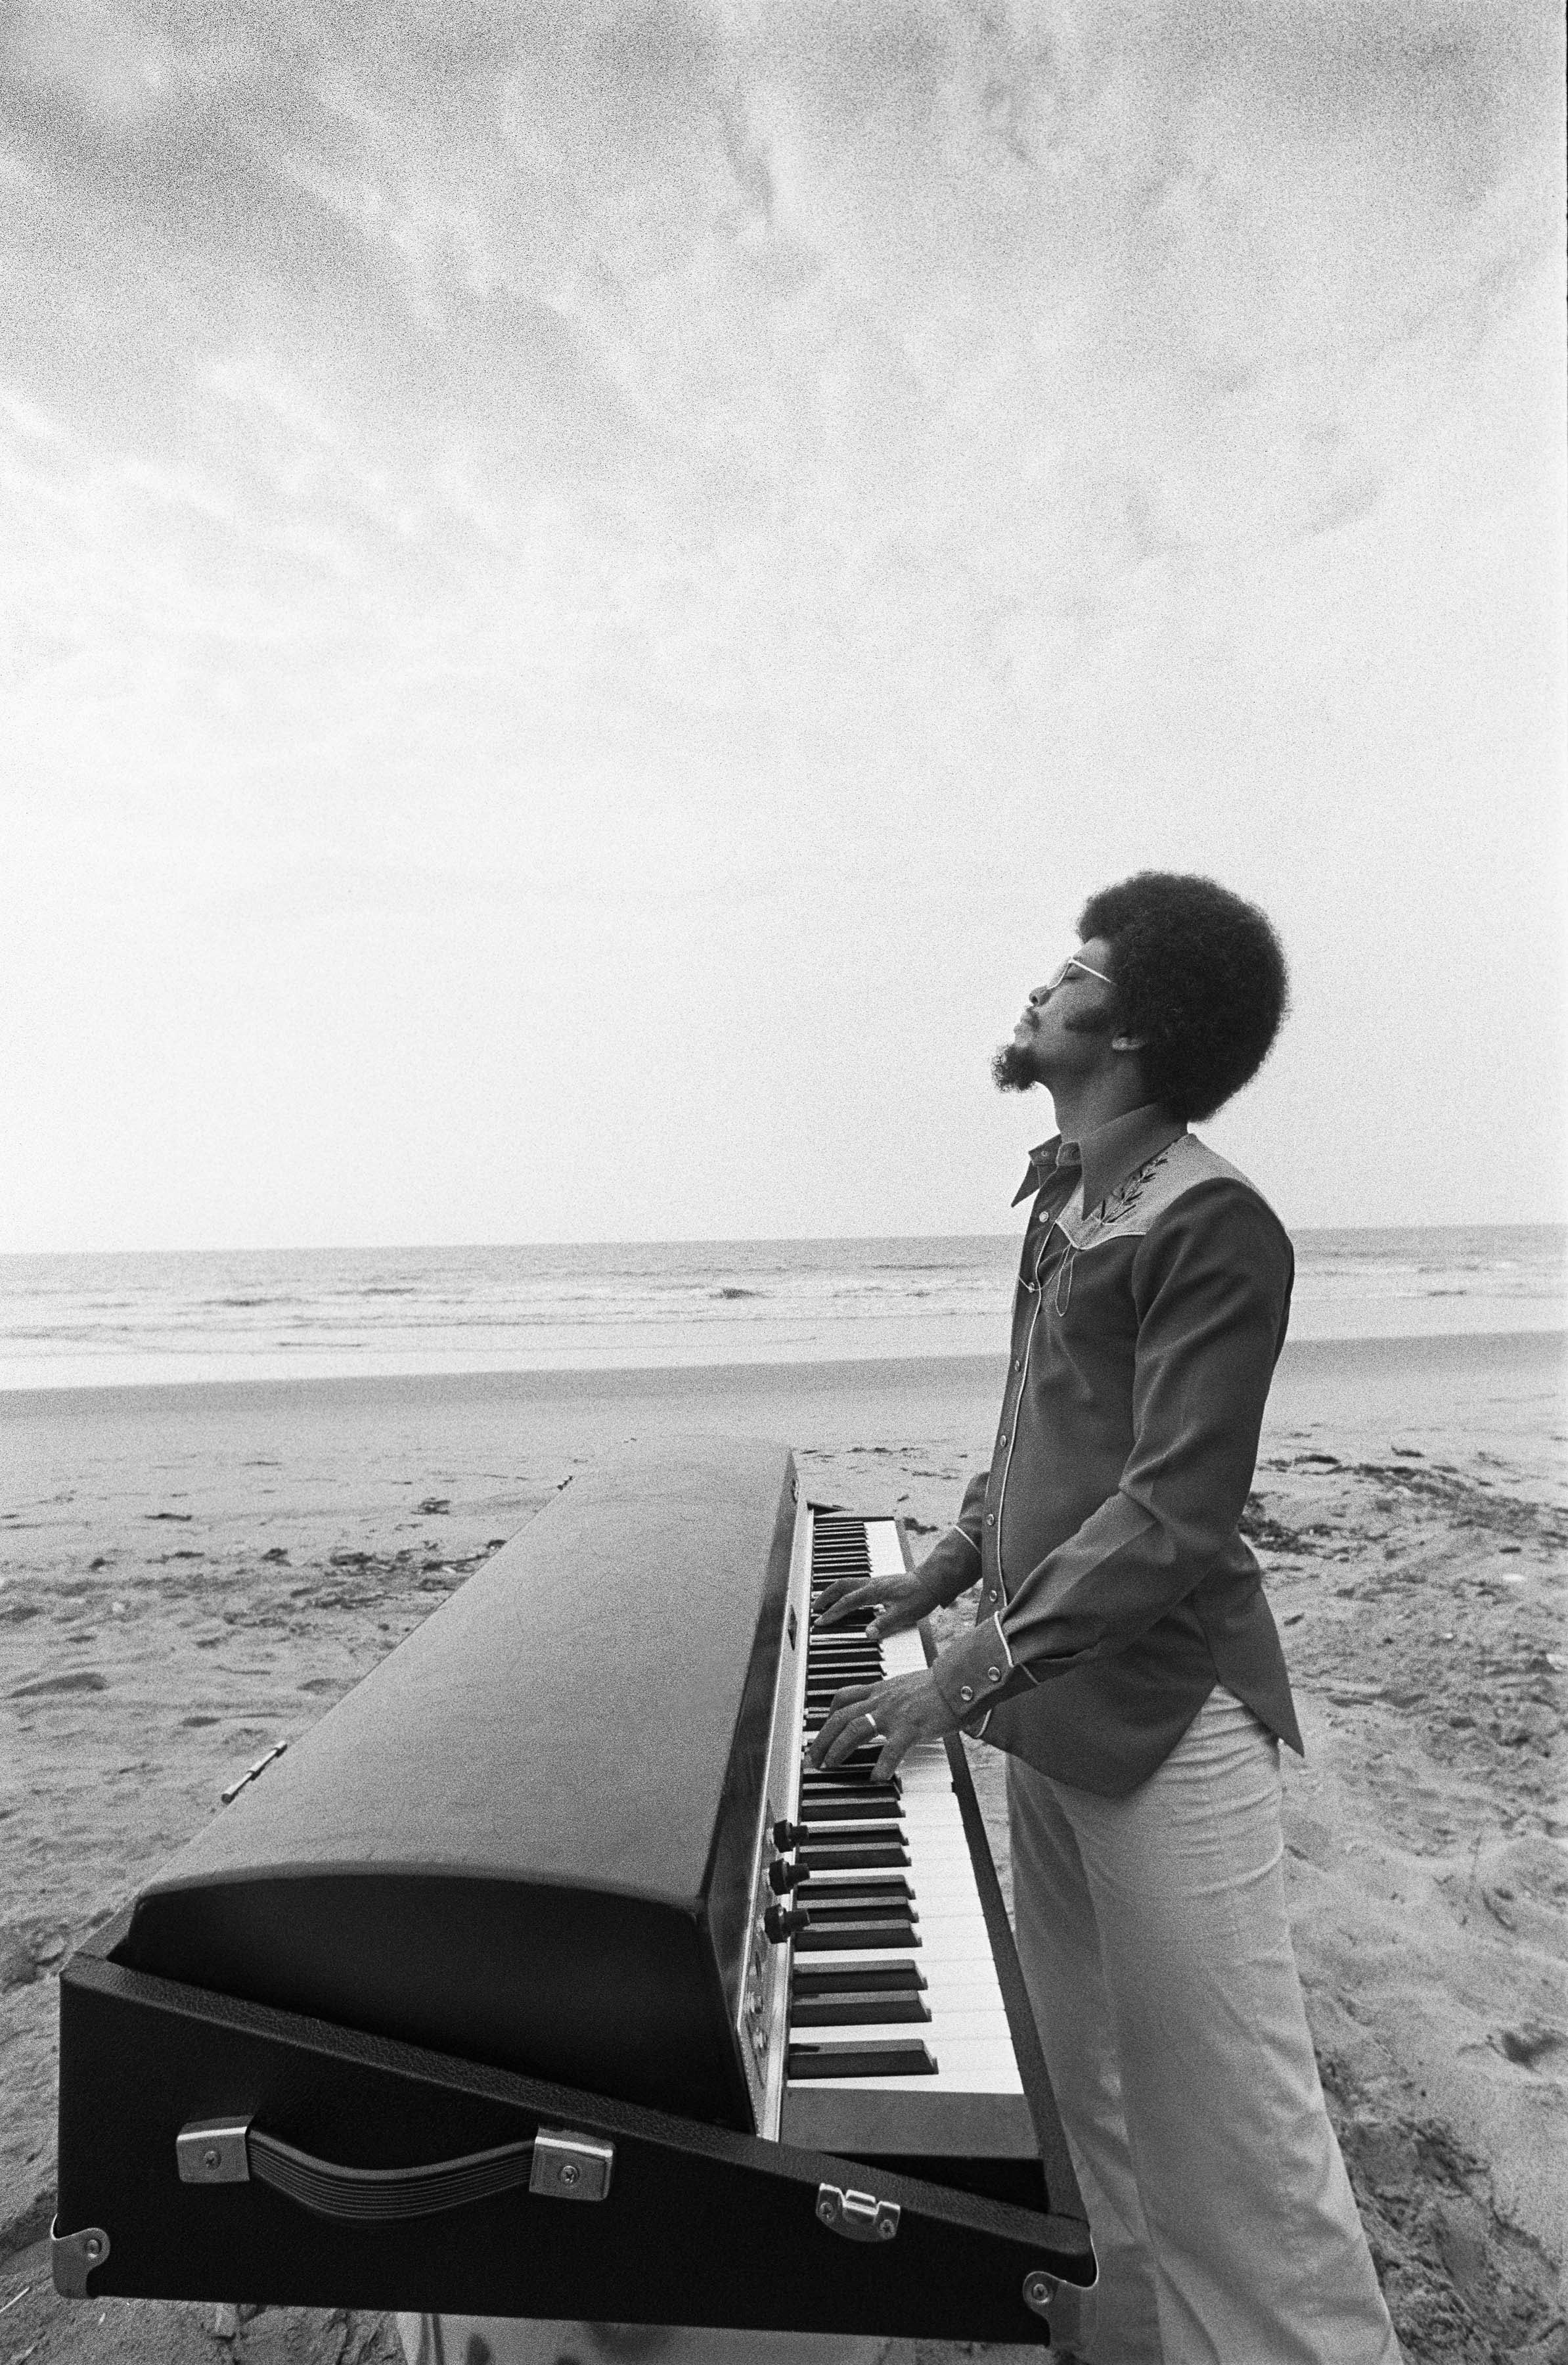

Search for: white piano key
xmin=862 ymin=1519 xmax=907 ymax=1579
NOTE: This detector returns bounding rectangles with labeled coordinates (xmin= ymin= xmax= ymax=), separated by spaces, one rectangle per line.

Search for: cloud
xmin=0 ymin=0 xmax=1558 ymax=769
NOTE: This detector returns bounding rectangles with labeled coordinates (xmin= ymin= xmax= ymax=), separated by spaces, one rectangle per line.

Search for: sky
xmin=1 ymin=0 xmax=1563 ymax=1251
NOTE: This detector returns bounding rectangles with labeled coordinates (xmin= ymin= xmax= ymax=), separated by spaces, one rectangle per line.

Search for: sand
xmin=2 ymin=1331 xmax=1565 ymax=2364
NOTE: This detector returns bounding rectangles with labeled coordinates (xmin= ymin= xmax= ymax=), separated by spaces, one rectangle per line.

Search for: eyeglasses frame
xmin=1045 ymin=956 xmax=1114 ymax=991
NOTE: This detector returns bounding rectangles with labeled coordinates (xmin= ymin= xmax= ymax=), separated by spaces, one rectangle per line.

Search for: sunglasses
xmin=1045 ymin=956 xmax=1114 ymax=990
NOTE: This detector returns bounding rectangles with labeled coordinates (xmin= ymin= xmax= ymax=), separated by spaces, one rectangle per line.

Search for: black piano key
xmin=799 ymin=1761 xmax=899 ymax=1780
xmin=799 ymin=1865 xmax=912 ymax=1889
xmin=787 ymin=2039 xmax=938 ymax=2080
xmin=789 ymin=1990 xmax=931 ymax=2027
xmin=794 ymin=1918 xmax=918 ymax=1950
xmin=796 ymin=1824 xmax=907 ymax=1848
xmin=798 ymin=1843 xmax=910 ymax=1872
xmin=792 ymin=1960 xmax=925 ymax=1996
xmin=799 ymin=1789 xmax=901 ymax=1809
xmin=798 ymin=1902 xmax=914 ymax=1927
xmin=792 ymin=1795 xmax=904 ymax=1823
xmin=799 ymin=1899 xmax=916 ymax=1927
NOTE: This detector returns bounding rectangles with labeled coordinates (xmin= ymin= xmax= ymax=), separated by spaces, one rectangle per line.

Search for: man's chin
xmin=991 ymin=1040 xmax=1044 ymax=1094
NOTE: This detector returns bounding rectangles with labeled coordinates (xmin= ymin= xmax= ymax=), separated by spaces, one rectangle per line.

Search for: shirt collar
xmin=1012 ymin=1103 xmax=1186 ymax=1214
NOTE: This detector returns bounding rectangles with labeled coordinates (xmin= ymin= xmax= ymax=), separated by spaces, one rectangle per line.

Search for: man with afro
xmin=813 ymin=874 xmax=1400 ymax=2363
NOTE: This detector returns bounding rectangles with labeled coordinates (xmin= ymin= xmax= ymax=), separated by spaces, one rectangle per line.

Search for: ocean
xmin=0 ymin=1227 xmax=1561 ymax=1391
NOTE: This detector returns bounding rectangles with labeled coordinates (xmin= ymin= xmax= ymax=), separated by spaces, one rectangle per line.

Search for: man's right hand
xmin=813 ymin=1567 xmax=931 ymax=1640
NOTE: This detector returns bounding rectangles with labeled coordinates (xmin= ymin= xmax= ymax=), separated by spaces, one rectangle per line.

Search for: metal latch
xmin=221 ymin=1743 xmax=287 ymax=1805
xmin=529 ymin=2128 xmax=614 ymax=2201
xmin=51 ymin=2219 xmax=111 ymax=2297
xmin=815 ymin=2183 xmax=899 ymax=2243
xmin=1022 ymin=2268 xmax=1060 ymax=2316
xmin=177 ymin=2117 xmax=252 ymax=2183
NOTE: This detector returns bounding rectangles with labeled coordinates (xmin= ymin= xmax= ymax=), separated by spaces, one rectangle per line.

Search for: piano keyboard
xmin=775 ymin=1511 xmax=1033 ymax=2157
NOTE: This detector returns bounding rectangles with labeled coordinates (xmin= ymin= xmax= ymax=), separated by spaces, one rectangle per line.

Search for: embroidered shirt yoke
xmin=920 ymin=1106 xmax=1302 ymax=1797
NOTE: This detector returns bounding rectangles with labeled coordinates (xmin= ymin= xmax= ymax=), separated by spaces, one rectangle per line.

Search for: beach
xmin=3 ymin=1330 xmax=1565 ymax=2364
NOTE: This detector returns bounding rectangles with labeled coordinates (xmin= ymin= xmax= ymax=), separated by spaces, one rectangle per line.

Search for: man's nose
xmin=1027 ymin=983 xmax=1051 ymax=1008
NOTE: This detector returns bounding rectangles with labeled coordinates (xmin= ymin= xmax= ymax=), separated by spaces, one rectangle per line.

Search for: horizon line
xmin=2 ymin=1217 xmax=1565 ymax=1261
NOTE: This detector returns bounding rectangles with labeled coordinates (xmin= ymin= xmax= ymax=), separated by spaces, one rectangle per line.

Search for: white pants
xmin=397 ymin=2314 xmax=890 ymax=2364
xmin=1007 ymin=1688 xmax=1402 ymax=2365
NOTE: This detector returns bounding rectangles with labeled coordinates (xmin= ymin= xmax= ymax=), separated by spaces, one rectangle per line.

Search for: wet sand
xmin=2 ymin=1331 xmax=1565 ymax=2363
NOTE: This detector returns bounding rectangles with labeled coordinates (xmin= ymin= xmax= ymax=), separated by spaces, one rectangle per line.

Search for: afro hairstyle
xmin=1076 ymin=872 xmax=1289 ymax=1123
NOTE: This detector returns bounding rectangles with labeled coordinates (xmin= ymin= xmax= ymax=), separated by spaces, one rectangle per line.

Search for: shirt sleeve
xmin=930 ymin=1182 xmax=1293 ymax=1717
xmin=907 ymin=1468 xmax=987 ymax=1609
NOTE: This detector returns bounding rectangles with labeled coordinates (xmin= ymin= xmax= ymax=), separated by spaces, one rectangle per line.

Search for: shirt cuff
xmin=931 ymin=1613 xmax=1025 ymax=1723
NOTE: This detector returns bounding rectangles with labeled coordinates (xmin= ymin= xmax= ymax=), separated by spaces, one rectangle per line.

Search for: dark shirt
xmin=922 ymin=1104 xmax=1303 ymax=1797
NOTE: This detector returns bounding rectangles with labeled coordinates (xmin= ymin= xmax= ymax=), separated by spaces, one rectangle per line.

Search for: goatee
xmin=991 ymin=1039 xmax=1041 ymax=1093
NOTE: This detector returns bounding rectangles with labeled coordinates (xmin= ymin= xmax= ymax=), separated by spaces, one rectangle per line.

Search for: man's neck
xmin=1048 ymin=1068 xmax=1155 ymax=1147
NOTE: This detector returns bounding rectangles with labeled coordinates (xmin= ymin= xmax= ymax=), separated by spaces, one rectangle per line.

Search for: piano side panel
xmin=752 ymin=1485 xmax=816 ymax=2134
xmin=703 ymin=1452 xmax=800 ymax=2086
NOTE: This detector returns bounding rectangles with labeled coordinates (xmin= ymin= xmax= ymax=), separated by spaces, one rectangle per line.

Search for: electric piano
xmin=53 ymin=1438 xmax=1094 ymax=2343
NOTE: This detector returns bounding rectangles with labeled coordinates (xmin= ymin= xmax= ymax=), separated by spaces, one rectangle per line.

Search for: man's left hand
xmin=807 ymin=1667 xmax=964 ymax=1783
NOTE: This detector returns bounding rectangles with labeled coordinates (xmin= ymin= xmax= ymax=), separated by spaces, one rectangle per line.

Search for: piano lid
xmin=130 ymin=1435 xmax=792 ymax=1906
xmin=112 ymin=1435 xmax=798 ymax=2126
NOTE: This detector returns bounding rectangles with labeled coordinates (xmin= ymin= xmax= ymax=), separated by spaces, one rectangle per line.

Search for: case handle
xmin=176 ymin=2119 xmax=613 ymax=2220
